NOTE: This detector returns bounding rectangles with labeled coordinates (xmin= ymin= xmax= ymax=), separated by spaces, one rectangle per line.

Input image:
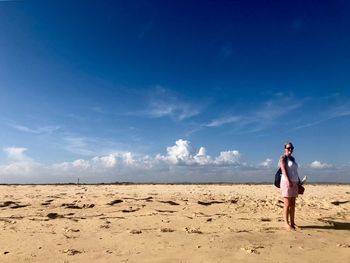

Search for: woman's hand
xmin=288 ymin=181 xmax=293 ymax=188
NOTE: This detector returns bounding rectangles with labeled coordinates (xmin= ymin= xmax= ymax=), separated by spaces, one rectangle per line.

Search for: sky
xmin=0 ymin=0 xmax=349 ymax=183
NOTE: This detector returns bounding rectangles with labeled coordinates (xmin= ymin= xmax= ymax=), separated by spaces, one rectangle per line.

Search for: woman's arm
xmin=280 ymin=156 xmax=293 ymax=187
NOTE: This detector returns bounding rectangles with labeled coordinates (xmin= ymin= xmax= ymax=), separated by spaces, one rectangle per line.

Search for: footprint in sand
xmin=121 ymin=207 xmax=140 ymax=213
xmin=160 ymin=228 xmax=175 ymax=233
xmin=158 ymin=200 xmax=180 ymax=206
xmin=64 ymin=227 xmax=80 ymax=233
xmin=130 ymin=229 xmax=142 ymax=234
xmin=240 ymin=245 xmax=264 ymax=254
xmin=61 ymin=203 xmax=81 ymax=209
xmin=337 ymin=244 xmax=350 ymax=248
xmin=63 ymin=228 xmax=80 ymax=239
xmin=197 ymin=200 xmax=225 ymax=206
xmin=61 ymin=203 xmax=95 ymax=209
xmin=47 ymin=213 xmax=64 ymax=219
xmin=260 ymin=227 xmax=278 ymax=233
xmin=107 ymin=199 xmax=123 ymax=205
xmin=230 ymin=198 xmax=239 ymax=204
xmin=63 ymin=248 xmax=82 ymax=255
xmin=0 ymin=201 xmax=29 ymax=209
xmin=41 ymin=199 xmax=55 ymax=206
xmin=155 ymin=209 xmax=177 ymax=213
xmin=185 ymin=227 xmax=203 ymax=234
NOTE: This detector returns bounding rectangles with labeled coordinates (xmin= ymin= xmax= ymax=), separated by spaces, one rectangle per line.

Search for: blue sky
xmin=0 ymin=0 xmax=349 ymax=183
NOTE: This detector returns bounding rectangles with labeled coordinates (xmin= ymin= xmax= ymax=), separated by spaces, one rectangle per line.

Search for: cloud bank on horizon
xmin=0 ymin=139 xmax=346 ymax=183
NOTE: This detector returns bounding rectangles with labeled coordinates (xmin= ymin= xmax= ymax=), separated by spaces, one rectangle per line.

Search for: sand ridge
xmin=0 ymin=184 xmax=349 ymax=262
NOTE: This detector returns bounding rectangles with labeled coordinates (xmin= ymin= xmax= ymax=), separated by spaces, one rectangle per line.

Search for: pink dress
xmin=280 ymin=157 xmax=299 ymax=197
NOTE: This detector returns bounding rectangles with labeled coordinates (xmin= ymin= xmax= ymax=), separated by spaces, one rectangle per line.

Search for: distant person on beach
xmin=279 ymin=142 xmax=300 ymax=231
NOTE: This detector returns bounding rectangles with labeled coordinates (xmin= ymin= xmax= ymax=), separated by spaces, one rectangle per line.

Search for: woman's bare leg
xmin=290 ymin=197 xmax=296 ymax=229
xmin=283 ymin=197 xmax=293 ymax=230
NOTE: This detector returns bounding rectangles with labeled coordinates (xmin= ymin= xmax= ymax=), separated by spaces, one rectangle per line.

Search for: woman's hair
xmin=284 ymin=142 xmax=294 ymax=149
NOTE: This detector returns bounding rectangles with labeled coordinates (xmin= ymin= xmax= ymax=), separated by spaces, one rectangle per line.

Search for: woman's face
xmin=284 ymin=144 xmax=294 ymax=156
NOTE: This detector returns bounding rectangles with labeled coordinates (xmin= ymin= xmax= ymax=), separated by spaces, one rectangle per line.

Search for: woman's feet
xmin=284 ymin=223 xmax=295 ymax=231
xmin=291 ymin=223 xmax=299 ymax=230
xmin=285 ymin=223 xmax=296 ymax=231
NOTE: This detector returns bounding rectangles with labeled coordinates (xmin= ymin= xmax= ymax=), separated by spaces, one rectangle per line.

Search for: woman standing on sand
xmin=279 ymin=142 xmax=300 ymax=231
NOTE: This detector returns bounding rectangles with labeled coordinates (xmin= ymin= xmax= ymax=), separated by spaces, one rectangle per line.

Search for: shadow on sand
xmin=301 ymin=220 xmax=350 ymax=231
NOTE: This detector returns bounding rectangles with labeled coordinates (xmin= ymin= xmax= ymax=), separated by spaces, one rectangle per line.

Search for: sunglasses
xmin=286 ymin=147 xmax=294 ymax=150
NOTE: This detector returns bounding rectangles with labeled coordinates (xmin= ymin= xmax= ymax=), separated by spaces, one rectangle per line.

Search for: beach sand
xmin=0 ymin=184 xmax=349 ymax=262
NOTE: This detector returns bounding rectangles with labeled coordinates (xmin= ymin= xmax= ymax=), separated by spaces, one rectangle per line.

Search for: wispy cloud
xmin=203 ymin=94 xmax=302 ymax=133
xmin=327 ymin=104 xmax=350 ymax=118
xmin=205 ymin=116 xmax=241 ymax=127
xmin=293 ymin=100 xmax=350 ymax=130
xmin=127 ymin=86 xmax=203 ymax=121
xmin=90 ymin=106 xmax=107 ymax=114
xmin=293 ymin=119 xmax=325 ymax=130
xmin=145 ymin=100 xmax=201 ymax=121
xmin=255 ymin=96 xmax=302 ymax=121
xmin=9 ymin=123 xmax=60 ymax=134
xmin=63 ymin=136 xmax=95 ymax=156
xmin=61 ymin=134 xmax=131 ymax=157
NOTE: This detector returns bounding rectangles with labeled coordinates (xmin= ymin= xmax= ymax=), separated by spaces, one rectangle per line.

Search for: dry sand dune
xmin=0 ymin=184 xmax=349 ymax=262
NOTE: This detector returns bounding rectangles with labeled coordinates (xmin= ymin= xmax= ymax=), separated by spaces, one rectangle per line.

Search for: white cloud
xmin=159 ymin=139 xmax=192 ymax=164
xmin=260 ymin=158 xmax=273 ymax=168
xmin=3 ymin=147 xmax=29 ymax=161
xmin=92 ymin=152 xmax=136 ymax=168
xmin=310 ymin=160 xmax=333 ymax=169
xmin=94 ymin=154 xmax=118 ymax=168
xmin=0 ymin=147 xmax=38 ymax=176
xmin=194 ymin=147 xmax=212 ymax=165
xmin=0 ymin=162 xmax=36 ymax=176
xmin=52 ymin=152 xmax=137 ymax=174
xmin=214 ymin=150 xmax=241 ymax=166
xmin=72 ymin=159 xmax=91 ymax=169
xmin=155 ymin=140 xmax=242 ymax=167
xmin=155 ymin=140 xmax=240 ymax=166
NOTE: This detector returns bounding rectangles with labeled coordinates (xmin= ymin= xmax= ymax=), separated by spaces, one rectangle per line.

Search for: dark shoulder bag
xmin=274 ymin=168 xmax=282 ymax=188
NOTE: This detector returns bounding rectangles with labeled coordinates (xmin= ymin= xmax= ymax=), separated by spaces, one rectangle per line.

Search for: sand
xmin=0 ymin=184 xmax=349 ymax=262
